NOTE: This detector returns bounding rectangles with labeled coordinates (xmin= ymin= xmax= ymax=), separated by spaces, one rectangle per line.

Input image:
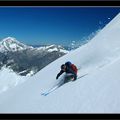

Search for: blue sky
xmin=0 ymin=7 xmax=120 ymax=46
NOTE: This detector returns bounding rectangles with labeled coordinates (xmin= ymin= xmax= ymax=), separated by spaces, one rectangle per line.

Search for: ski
xmin=77 ymin=73 xmax=88 ymax=79
xmin=41 ymin=79 xmax=65 ymax=96
xmin=41 ymin=85 xmax=59 ymax=96
xmin=41 ymin=73 xmax=88 ymax=96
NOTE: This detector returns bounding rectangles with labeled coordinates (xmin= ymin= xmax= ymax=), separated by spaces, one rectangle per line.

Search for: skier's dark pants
xmin=64 ymin=73 xmax=76 ymax=84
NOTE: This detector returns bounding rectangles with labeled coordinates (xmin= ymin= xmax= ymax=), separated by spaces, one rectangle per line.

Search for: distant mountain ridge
xmin=0 ymin=37 xmax=69 ymax=76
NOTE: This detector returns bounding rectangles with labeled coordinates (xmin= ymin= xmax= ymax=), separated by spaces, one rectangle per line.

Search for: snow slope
xmin=0 ymin=67 xmax=27 ymax=94
xmin=0 ymin=13 xmax=120 ymax=113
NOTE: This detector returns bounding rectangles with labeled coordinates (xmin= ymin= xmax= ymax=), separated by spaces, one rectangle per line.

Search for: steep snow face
xmin=0 ymin=13 xmax=120 ymax=113
xmin=0 ymin=37 xmax=32 ymax=52
xmin=60 ymin=12 xmax=120 ymax=72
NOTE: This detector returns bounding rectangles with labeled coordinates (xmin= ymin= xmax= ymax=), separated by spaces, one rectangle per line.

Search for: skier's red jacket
xmin=56 ymin=64 xmax=77 ymax=80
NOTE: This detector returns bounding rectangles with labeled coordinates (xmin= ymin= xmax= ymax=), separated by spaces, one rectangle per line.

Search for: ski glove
xmin=56 ymin=76 xmax=58 ymax=79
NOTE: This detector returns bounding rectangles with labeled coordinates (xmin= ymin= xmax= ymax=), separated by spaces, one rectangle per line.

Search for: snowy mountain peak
xmin=0 ymin=37 xmax=29 ymax=52
xmin=2 ymin=37 xmax=18 ymax=43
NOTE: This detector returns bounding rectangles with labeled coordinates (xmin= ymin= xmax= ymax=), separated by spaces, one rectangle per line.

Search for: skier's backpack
xmin=65 ymin=61 xmax=78 ymax=74
xmin=71 ymin=64 xmax=78 ymax=74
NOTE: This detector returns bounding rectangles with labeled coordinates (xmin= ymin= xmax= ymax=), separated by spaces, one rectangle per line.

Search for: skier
xmin=56 ymin=61 xmax=78 ymax=83
xmin=41 ymin=62 xmax=78 ymax=96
